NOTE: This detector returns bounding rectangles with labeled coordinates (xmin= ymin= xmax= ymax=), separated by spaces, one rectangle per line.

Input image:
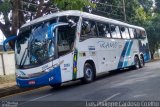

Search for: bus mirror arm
xmin=3 ymin=35 xmax=17 ymax=51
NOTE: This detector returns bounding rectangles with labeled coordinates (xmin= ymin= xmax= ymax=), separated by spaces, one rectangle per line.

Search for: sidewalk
xmin=0 ymin=82 xmax=17 ymax=98
xmin=0 ymin=75 xmax=36 ymax=98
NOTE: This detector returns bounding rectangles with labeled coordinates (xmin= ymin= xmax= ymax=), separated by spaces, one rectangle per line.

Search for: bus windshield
xmin=15 ymin=16 xmax=79 ymax=69
xmin=29 ymin=23 xmax=55 ymax=64
xmin=15 ymin=23 xmax=55 ymax=68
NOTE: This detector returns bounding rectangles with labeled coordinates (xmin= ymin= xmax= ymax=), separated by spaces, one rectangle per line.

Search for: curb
xmin=0 ymin=85 xmax=36 ymax=98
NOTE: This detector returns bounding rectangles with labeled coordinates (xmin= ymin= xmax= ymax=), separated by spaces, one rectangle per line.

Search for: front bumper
xmin=16 ymin=66 xmax=61 ymax=88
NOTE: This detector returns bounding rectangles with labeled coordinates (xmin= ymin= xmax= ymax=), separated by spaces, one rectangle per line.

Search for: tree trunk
xmin=12 ymin=0 xmax=21 ymax=34
xmin=10 ymin=0 xmax=25 ymax=49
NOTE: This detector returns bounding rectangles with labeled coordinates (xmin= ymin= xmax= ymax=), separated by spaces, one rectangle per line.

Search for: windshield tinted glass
xmin=15 ymin=18 xmax=57 ymax=68
xmin=16 ymin=27 xmax=31 ymax=54
xmin=29 ymin=23 xmax=55 ymax=64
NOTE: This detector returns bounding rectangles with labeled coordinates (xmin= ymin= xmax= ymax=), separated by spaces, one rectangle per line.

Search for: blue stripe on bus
xmin=123 ymin=41 xmax=133 ymax=67
xmin=117 ymin=40 xmax=130 ymax=68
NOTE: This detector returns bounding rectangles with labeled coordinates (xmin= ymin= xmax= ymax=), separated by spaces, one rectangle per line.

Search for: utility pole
xmin=122 ymin=0 xmax=127 ymax=22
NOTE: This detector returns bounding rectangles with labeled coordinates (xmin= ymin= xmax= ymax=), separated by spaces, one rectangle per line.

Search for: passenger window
xmin=81 ymin=19 xmax=98 ymax=40
xmin=120 ymin=26 xmax=130 ymax=39
xmin=137 ymin=30 xmax=146 ymax=39
xmin=133 ymin=29 xmax=137 ymax=38
xmin=129 ymin=28 xmax=134 ymax=39
xmin=105 ymin=23 xmax=111 ymax=38
xmin=136 ymin=29 xmax=142 ymax=38
xmin=141 ymin=30 xmax=146 ymax=37
xmin=97 ymin=22 xmax=111 ymax=38
xmin=110 ymin=24 xmax=121 ymax=38
xmin=115 ymin=26 xmax=121 ymax=38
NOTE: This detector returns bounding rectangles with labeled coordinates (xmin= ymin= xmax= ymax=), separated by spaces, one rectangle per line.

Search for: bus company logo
xmin=97 ymin=41 xmax=119 ymax=49
xmin=64 ymin=63 xmax=70 ymax=67
xmin=88 ymin=46 xmax=95 ymax=51
xmin=42 ymin=65 xmax=49 ymax=71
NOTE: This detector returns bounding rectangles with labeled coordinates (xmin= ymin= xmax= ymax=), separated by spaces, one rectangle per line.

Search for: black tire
xmin=82 ymin=63 xmax=95 ymax=83
xmin=50 ymin=83 xmax=61 ymax=89
xmin=133 ymin=56 xmax=141 ymax=69
xmin=139 ymin=55 xmax=145 ymax=68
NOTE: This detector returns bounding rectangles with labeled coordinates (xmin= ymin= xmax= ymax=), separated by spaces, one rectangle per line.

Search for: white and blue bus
xmin=3 ymin=10 xmax=151 ymax=88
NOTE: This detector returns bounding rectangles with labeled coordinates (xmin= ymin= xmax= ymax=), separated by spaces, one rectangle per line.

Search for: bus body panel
xmin=77 ymin=39 xmax=99 ymax=79
xmin=138 ymin=37 xmax=151 ymax=62
xmin=77 ymin=38 xmax=140 ymax=75
xmin=59 ymin=52 xmax=74 ymax=82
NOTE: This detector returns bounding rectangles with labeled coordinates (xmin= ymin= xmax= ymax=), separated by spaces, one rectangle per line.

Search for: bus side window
xmin=97 ymin=22 xmax=111 ymax=38
xmin=105 ymin=23 xmax=111 ymax=38
xmin=133 ymin=29 xmax=137 ymax=38
xmin=115 ymin=26 xmax=121 ymax=38
xmin=81 ymin=19 xmax=98 ymax=39
xmin=129 ymin=28 xmax=135 ymax=39
xmin=97 ymin=22 xmax=106 ymax=37
xmin=140 ymin=30 xmax=146 ymax=39
xmin=110 ymin=24 xmax=116 ymax=38
xmin=111 ymin=24 xmax=122 ymax=39
xmin=120 ymin=26 xmax=130 ymax=39
xmin=136 ymin=29 xmax=142 ymax=38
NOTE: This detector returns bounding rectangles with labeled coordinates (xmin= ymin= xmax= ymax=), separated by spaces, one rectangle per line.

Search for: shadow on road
xmin=49 ymin=67 xmax=135 ymax=91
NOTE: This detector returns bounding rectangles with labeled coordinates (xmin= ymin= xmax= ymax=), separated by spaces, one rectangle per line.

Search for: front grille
xmin=18 ymin=72 xmax=48 ymax=79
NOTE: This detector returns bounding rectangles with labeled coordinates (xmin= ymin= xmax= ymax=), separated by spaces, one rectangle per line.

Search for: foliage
xmin=0 ymin=0 xmax=160 ymax=58
xmin=0 ymin=0 xmax=11 ymax=14
xmin=155 ymin=0 xmax=160 ymax=13
xmin=144 ymin=15 xmax=160 ymax=59
xmin=53 ymin=0 xmax=96 ymax=10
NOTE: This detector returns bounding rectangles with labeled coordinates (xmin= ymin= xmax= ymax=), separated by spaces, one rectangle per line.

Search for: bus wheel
xmin=133 ymin=56 xmax=140 ymax=69
xmin=140 ymin=55 xmax=145 ymax=68
xmin=82 ymin=63 xmax=94 ymax=83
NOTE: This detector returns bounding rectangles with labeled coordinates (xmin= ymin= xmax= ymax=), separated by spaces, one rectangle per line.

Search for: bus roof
xmin=21 ymin=10 xmax=145 ymax=30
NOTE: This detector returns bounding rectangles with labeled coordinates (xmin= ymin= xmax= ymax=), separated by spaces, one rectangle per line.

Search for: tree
xmin=0 ymin=0 xmax=12 ymax=38
xmin=0 ymin=0 xmax=58 ymax=38
xmin=0 ymin=0 xmax=95 ymax=39
xmin=52 ymin=0 xmax=95 ymax=10
xmin=155 ymin=0 xmax=160 ymax=13
xmin=145 ymin=15 xmax=160 ymax=59
xmin=92 ymin=0 xmax=153 ymax=26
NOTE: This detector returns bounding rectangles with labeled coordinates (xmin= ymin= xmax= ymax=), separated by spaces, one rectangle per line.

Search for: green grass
xmin=0 ymin=74 xmax=16 ymax=84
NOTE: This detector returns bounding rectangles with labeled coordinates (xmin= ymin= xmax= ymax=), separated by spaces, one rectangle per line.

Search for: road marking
xmin=18 ymin=93 xmax=52 ymax=106
xmin=30 ymin=93 xmax=52 ymax=101
xmin=103 ymin=93 xmax=120 ymax=101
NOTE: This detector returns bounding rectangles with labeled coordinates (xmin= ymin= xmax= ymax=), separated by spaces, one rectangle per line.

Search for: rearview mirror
xmin=3 ymin=35 xmax=17 ymax=51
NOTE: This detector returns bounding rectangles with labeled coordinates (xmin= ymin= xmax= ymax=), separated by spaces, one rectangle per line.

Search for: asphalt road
xmin=1 ymin=61 xmax=160 ymax=107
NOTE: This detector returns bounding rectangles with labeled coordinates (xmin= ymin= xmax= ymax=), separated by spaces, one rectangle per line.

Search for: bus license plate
xmin=28 ymin=81 xmax=35 ymax=85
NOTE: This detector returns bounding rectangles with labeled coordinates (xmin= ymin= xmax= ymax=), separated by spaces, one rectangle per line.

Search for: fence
xmin=0 ymin=52 xmax=16 ymax=76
